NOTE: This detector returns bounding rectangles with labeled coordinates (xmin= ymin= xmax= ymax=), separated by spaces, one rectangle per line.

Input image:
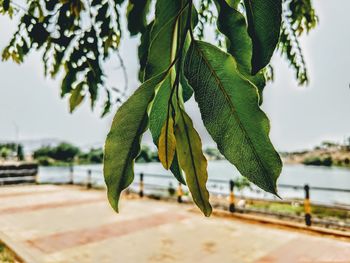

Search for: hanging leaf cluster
xmin=1 ymin=0 xmax=317 ymax=215
xmin=1 ymin=0 xmax=125 ymax=116
xmin=106 ymin=0 xmax=286 ymax=216
xmin=279 ymin=0 xmax=318 ymax=85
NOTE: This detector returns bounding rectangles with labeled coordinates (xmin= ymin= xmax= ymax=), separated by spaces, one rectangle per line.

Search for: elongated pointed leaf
xmin=138 ymin=21 xmax=153 ymax=82
xmin=69 ymin=82 xmax=85 ymax=113
xmin=215 ymin=0 xmax=252 ymax=75
xmin=244 ymin=0 xmax=282 ymax=74
xmin=184 ymin=41 xmax=282 ymax=194
xmin=145 ymin=0 xmax=190 ymax=184
xmin=104 ymin=72 xmax=167 ymax=212
xmin=147 ymin=3 xmax=196 ymax=151
xmin=215 ymin=0 xmax=266 ymax=105
xmin=127 ymin=0 xmax=150 ymax=36
xmin=180 ymin=34 xmax=194 ymax=102
xmin=149 ymin=77 xmax=186 ymax=185
xmin=175 ymin=107 xmax=212 ymax=216
xmin=158 ymin=114 xmax=176 ymax=169
xmin=145 ymin=0 xmax=189 ymax=79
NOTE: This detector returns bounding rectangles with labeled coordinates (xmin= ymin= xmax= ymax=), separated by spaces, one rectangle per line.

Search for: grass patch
xmin=247 ymin=200 xmax=350 ymax=222
xmin=0 ymin=242 xmax=18 ymax=263
xmin=248 ymin=201 xmax=304 ymax=216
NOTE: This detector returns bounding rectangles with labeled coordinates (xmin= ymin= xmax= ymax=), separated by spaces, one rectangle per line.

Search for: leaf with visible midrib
xmin=175 ymin=107 xmax=212 ymax=217
xmin=215 ymin=0 xmax=252 ymax=75
xmin=184 ymin=41 xmax=282 ymax=194
xmin=158 ymin=114 xmax=176 ymax=170
xmin=145 ymin=0 xmax=189 ymax=80
xmin=215 ymin=0 xmax=266 ymax=104
xmin=244 ymin=0 xmax=282 ymax=74
xmin=103 ymin=72 xmax=167 ymax=212
xmin=146 ymin=0 xmax=191 ymax=184
xmin=149 ymin=77 xmax=186 ymax=185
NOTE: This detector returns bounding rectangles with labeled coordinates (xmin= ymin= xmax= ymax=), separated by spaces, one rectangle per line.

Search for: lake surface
xmin=38 ymin=161 xmax=350 ymax=206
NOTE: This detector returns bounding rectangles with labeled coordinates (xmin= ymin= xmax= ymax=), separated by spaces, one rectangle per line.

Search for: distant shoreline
xmin=282 ymin=145 xmax=350 ymax=168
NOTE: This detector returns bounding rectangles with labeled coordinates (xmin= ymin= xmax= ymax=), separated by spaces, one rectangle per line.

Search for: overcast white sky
xmin=0 ymin=1 xmax=349 ymax=152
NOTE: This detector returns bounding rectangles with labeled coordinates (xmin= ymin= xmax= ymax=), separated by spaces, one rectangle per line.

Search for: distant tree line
xmin=283 ymin=137 xmax=350 ymax=168
xmin=0 ymin=143 xmax=24 ymax=161
xmin=32 ymin=142 xmax=223 ymax=166
xmin=33 ymin=143 xmax=160 ymax=166
xmin=33 ymin=143 xmax=102 ymax=166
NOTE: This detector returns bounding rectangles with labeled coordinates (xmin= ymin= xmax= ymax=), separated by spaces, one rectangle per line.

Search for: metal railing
xmin=0 ymin=163 xmax=38 ymax=185
xmin=32 ymin=166 xmax=350 ymax=228
xmin=69 ymin=168 xmax=350 ymax=228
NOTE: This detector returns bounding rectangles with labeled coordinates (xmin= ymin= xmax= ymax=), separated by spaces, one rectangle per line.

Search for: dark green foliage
xmin=244 ymin=0 xmax=282 ymax=74
xmin=215 ymin=0 xmax=266 ymax=104
xmin=79 ymin=148 xmax=104 ymax=164
xmin=0 ymin=148 xmax=10 ymax=159
xmin=127 ymin=0 xmax=151 ymax=36
xmin=2 ymin=0 xmax=123 ymax=114
xmin=2 ymin=0 xmax=9 ymax=11
xmin=303 ymin=156 xmax=333 ymax=167
xmin=1 ymin=0 xmax=318 ymax=215
xmin=36 ymin=156 xmax=54 ymax=166
xmin=0 ymin=143 xmax=18 ymax=152
xmin=135 ymin=145 xmax=159 ymax=163
xmin=0 ymin=143 xmax=24 ymax=160
xmin=0 ymin=0 xmax=14 ymax=17
xmin=33 ymin=143 xmax=80 ymax=162
xmin=279 ymin=0 xmax=318 ymax=85
xmin=34 ymin=145 xmax=105 ymax=166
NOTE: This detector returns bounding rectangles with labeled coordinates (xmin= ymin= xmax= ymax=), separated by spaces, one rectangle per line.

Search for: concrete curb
xmin=0 ymin=231 xmax=39 ymax=263
xmin=210 ymin=209 xmax=350 ymax=241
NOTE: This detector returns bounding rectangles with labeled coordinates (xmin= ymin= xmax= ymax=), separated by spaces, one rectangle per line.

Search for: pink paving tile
xmin=0 ymin=197 xmax=104 ymax=215
xmin=255 ymin=237 xmax=350 ymax=263
xmin=26 ymin=211 xmax=188 ymax=253
xmin=0 ymin=188 xmax=61 ymax=199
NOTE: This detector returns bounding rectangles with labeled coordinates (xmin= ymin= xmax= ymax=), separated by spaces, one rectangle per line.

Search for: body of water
xmin=38 ymin=161 xmax=350 ymax=206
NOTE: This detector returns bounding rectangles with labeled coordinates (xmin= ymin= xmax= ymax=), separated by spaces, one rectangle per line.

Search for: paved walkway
xmin=0 ymin=185 xmax=350 ymax=263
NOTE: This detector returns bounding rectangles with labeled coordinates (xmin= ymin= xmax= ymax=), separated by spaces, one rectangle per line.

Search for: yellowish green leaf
xmin=174 ymin=107 xmax=212 ymax=216
xmin=158 ymin=114 xmax=176 ymax=170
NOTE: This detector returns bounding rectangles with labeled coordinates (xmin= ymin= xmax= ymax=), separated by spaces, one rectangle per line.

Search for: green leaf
xmin=215 ymin=0 xmax=252 ymax=75
xmin=174 ymin=106 xmax=212 ymax=216
xmin=3 ymin=0 xmax=10 ymax=11
xmin=61 ymin=66 xmax=77 ymax=96
xmin=158 ymin=113 xmax=176 ymax=170
xmin=69 ymin=82 xmax=85 ymax=113
xmin=251 ymin=72 xmax=266 ymax=105
xmin=244 ymin=0 xmax=282 ymax=74
xmin=104 ymin=72 xmax=167 ymax=212
xmin=145 ymin=0 xmax=190 ymax=80
xmin=126 ymin=0 xmax=150 ymax=36
xmin=215 ymin=0 xmax=266 ymax=105
xmin=101 ymin=89 xmax=112 ymax=118
xmin=180 ymin=34 xmax=194 ymax=102
xmin=225 ymin=0 xmax=240 ymax=9
xmin=149 ymin=76 xmax=186 ymax=185
xmin=138 ymin=21 xmax=153 ymax=82
xmin=184 ymin=41 xmax=282 ymax=194
xmin=146 ymin=0 xmax=191 ymax=184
